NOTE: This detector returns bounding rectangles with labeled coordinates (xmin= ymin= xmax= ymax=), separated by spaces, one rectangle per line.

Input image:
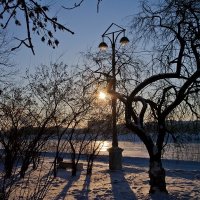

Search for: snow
xmin=44 ymin=157 xmax=200 ymax=200
xmin=1 ymin=136 xmax=200 ymax=200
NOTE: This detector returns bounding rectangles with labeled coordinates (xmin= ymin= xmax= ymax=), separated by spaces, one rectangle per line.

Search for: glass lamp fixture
xmin=98 ymin=41 xmax=108 ymax=51
xmin=120 ymin=36 xmax=129 ymax=46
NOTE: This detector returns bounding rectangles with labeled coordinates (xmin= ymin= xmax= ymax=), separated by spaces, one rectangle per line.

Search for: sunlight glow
xmin=98 ymin=141 xmax=111 ymax=152
xmin=98 ymin=91 xmax=107 ymax=100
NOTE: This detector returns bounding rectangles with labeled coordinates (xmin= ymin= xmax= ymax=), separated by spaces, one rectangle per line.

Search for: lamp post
xmin=98 ymin=23 xmax=129 ymax=170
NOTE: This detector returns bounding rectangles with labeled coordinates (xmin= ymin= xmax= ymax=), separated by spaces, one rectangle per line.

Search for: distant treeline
xmin=18 ymin=126 xmax=84 ymax=137
xmin=16 ymin=120 xmax=200 ymax=137
xmin=145 ymin=120 xmax=200 ymax=134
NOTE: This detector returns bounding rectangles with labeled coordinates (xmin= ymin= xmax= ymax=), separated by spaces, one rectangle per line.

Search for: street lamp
xmin=98 ymin=23 xmax=129 ymax=170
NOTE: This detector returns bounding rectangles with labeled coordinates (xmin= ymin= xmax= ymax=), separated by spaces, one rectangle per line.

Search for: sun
xmin=98 ymin=91 xmax=106 ymax=100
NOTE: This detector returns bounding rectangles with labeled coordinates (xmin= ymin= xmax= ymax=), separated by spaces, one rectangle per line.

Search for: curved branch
xmin=128 ymin=72 xmax=180 ymax=101
xmin=62 ymin=0 xmax=84 ymax=10
xmin=133 ymin=96 xmax=147 ymax=128
xmin=162 ymin=71 xmax=200 ymax=118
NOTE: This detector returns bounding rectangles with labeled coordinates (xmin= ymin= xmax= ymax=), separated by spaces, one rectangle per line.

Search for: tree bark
xmin=87 ymin=155 xmax=94 ymax=175
xmin=148 ymin=156 xmax=168 ymax=194
xmin=71 ymin=163 xmax=77 ymax=176
xmin=4 ymin=151 xmax=14 ymax=179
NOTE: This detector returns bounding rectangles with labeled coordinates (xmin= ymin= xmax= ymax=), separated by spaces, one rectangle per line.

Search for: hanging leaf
xmin=55 ymin=39 xmax=59 ymax=46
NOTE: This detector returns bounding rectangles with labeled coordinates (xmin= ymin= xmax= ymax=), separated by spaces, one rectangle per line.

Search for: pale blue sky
xmin=10 ymin=0 xmax=141 ymax=74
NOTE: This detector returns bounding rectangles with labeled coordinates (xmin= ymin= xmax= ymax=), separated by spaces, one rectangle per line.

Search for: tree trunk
xmin=53 ymin=152 xmax=61 ymax=177
xmin=148 ymin=156 xmax=168 ymax=194
xmin=71 ymin=164 xmax=77 ymax=176
xmin=4 ymin=152 xmax=14 ymax=179
xmin=71 ymin=154 xmax=77 ymax=176
xmin=20 ymin=158 xmax=30 ymax=178
xmin=87 ymin=155 xmax=94 ymax=175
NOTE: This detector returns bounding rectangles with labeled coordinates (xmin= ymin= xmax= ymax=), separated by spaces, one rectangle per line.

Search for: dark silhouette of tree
xmin=0 ymin=0 xmax=102 ymax=54
xmin=0 ymin=0 xmax=74 ymax=54
xmin=0 ymin=30 xmax=15 ymax=84
xmin=0 ymin=59 xmax=112 ymax=198
xmin=0 ymin=87 xmax=39 ymax=198
xmin=0 ymin=63 xmax=73 ymax=198
xmin=89 ymin=0 xmax=200 ymax=194
xmin=119 ymin=0 xmax=200 ymax=194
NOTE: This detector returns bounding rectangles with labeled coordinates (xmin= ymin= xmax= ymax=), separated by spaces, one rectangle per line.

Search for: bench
xmin=58 ymin=161 xmax=83 ymax=171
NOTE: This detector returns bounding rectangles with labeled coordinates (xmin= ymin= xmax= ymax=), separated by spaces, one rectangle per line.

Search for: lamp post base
xmin=108 ymin=147 xmax=123 ymax=170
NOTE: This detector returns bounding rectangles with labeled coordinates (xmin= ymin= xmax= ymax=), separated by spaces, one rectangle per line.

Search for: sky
xmin=8 ymin=0 xmax=141 ymax=75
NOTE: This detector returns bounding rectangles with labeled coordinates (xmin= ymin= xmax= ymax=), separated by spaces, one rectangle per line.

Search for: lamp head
xmin=98 ymin=41 xmax=108 ymax=51
xmin=120 ymin=36 xmax=129 ymax=46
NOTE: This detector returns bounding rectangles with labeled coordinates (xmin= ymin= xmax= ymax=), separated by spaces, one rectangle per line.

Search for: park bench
xmin=58 ymin=161 xmax=83 ymax=171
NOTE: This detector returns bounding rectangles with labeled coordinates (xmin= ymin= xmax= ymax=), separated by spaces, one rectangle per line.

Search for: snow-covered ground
xmin=2 ymin=135 xmax=200 ymax=200
xmin=41 ymin=157 xmax=200 ymax=200
xmin=8 ymin=156 xmax=200 ymax=200
xmin=1 ymin=132 xmax=200 ymax=200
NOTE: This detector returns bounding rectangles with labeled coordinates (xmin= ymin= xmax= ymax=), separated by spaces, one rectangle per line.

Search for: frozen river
xmin=98 ymin=140 xmax=200 ymax=162
xmin=44 ymin=135 xmax=200 ymax=162
xmin=1 ymin=135 xmax=200 ymax=162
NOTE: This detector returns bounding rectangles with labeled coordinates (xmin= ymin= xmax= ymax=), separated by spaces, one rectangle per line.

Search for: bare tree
xmin=0 ymin=0 xmax=103 ymax=54
xmin=26 ymin=63 xmax=105 ymax=178
xmin=113 ymin=0 xmax=200 ymax=194
xmin=0 ymin=0 xmax=74 ymax=54
xmin=84 ymin=0 xmax=200 ymax=194
xmin=0 ymin=86 xmax=39 ymax=199
xmin=0 ymin=30 xmax=15 ymax=85
xmin=85 ymin=110 xmax=112 ymax=175
xmin=56 ymin=68 xmax=103 ymax=177
xmin=0 ymin=63 xmax=73 ymax=199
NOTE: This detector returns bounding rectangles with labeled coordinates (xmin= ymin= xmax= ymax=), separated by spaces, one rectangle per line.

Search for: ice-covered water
xmin=1 ymin=134 xmax=200 ymax=162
